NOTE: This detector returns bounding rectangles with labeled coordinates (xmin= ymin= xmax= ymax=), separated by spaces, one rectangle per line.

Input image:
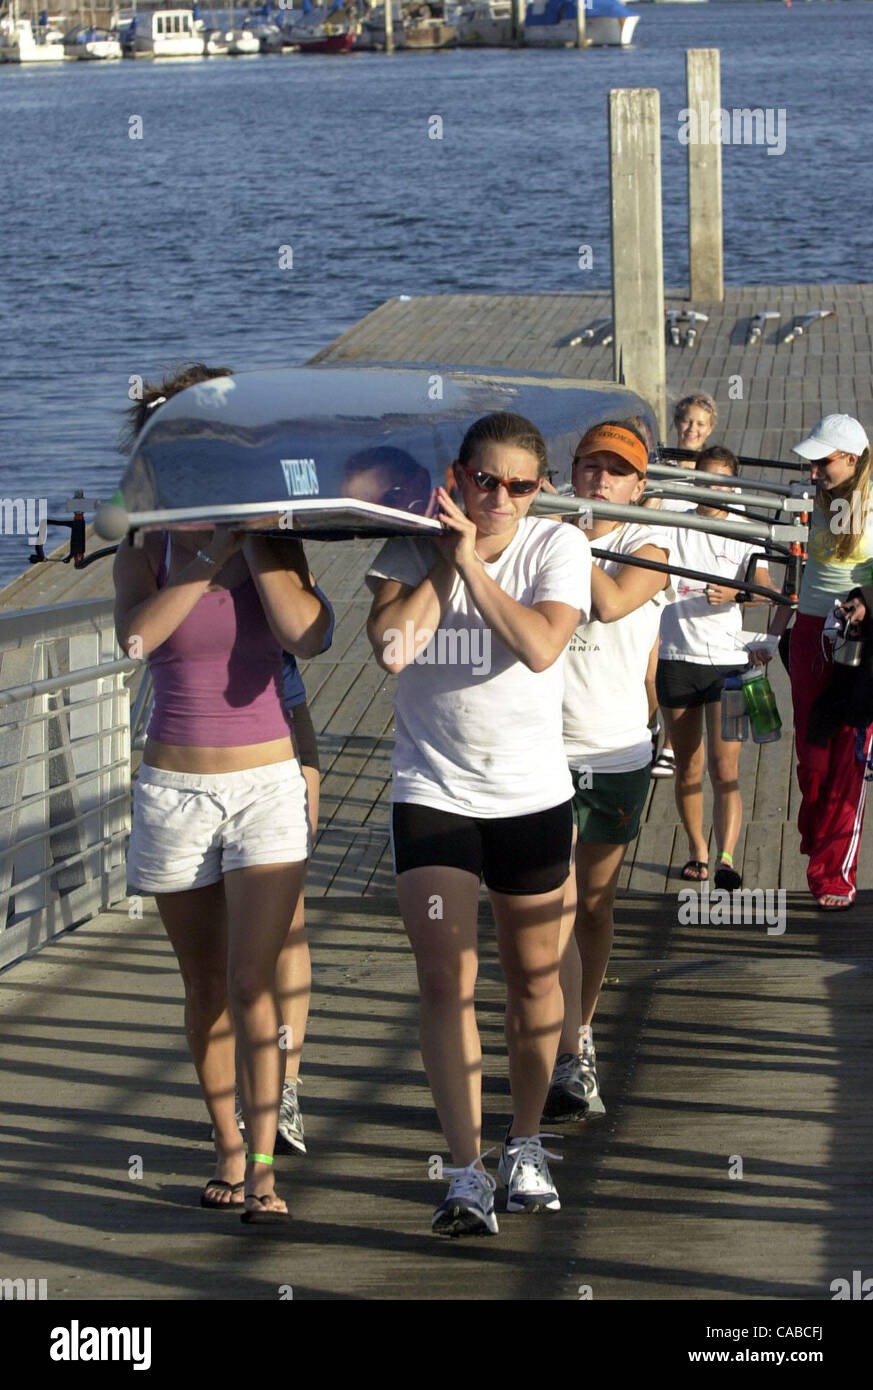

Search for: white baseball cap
xmin=792 ymin=414 xmax=869 ymax=460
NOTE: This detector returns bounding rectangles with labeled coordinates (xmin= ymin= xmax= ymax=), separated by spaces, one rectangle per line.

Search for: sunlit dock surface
xmin=1 ymin=285 xmax=872 ymax=1298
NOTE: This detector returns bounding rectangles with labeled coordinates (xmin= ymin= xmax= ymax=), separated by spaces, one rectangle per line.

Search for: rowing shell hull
xmin=108 ymin=364 xmax=655 ymax=541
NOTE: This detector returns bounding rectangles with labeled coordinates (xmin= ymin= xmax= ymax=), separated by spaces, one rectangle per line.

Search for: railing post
xmin=609 ymin=87 xmax=667 ymax=437
xmin=686 ymin=48 xmax=724 ymax=303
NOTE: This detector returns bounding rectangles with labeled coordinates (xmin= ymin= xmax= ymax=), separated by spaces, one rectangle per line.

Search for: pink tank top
xmin=146 ymin=535 xmax=292 ymax=747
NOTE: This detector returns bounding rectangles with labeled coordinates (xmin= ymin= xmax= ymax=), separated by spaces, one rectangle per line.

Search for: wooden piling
xmin=576 ymin=0 xmax=586 ymax=48
xmin=384 ymin=0 xmax=394 ymax=53
xmin=512 ymin=0 xmax=524 ymax=45
xmin=608 ymin=88 xmax=667 ymax=436
xmin=686 ymin=48 xmax=724 ymax=304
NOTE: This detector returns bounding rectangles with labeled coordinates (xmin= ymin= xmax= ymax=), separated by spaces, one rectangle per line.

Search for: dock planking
xmin=2 ymin=288 xmax=873 ymax=1303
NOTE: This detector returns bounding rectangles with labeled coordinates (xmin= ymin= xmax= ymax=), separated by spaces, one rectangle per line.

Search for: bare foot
xmin=817 ymin=893 xmax=852 ymax=910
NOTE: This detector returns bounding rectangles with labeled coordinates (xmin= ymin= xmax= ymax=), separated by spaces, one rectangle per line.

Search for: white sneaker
xmin=431 ymin=1158 xmax=498 ymax=1237
xmin=579 ymin=1036 xmax=606 ymax=1116
xmin=498 ymin=1134 xmax=562 ymax=1213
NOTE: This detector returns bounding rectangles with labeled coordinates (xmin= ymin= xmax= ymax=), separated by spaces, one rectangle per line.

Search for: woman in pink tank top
xmin=114 ymin=365 xmax=332 ymax=1223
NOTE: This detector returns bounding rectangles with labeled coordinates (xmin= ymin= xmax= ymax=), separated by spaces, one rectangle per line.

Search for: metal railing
xmin=0 ymin=599 xmax=141 ymax=971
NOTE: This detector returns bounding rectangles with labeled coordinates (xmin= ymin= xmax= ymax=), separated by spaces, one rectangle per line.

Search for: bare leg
xmin=558 ymin=840 xmax=628 ymax=1053
xmin=156 ymin=882 xmax=244 ymax=1199
xmin=225 ymin=862 xmax=307 ymax=1215
xmin=663 ymin=704 xmax=707 ymax=867
xmin=274 ymin=764 xmax=319 ymax=1078
xmin=491 ymin=884 xmax=566 ymax=1138
xmin=396 ymin=866 xmax=482 ymax=1167
xmin=705 ymin=702 xmax=743 ymax=862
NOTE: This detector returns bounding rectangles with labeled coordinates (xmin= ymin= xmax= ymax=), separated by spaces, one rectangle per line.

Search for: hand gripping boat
xmin=95 ymin=364 xmax=656 ymax=543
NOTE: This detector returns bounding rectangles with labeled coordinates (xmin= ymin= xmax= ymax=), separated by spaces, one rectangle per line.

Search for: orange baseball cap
xmin=574 ymin=425 xmax=648 ymax=476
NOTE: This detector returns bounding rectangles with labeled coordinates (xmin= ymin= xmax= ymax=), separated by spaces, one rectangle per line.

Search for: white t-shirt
xmin=366 ymin=516 xmax=591 ymax=817
xmin=563 ymin=522 xmax=674 ymax=774
xmin=658 ymin=525 xmax=767 ymax=665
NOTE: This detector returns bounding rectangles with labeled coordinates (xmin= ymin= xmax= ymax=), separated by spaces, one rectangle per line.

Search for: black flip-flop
xmin=714 ymin=863 xmax=743 ymax=891
xmin=200 ymin=1179 xmax=245 ymax=1210
xmin=680 ymin=860 xmax=708 ymax=882
xmin=816 ymin=895 xmax=853 ymax=912
xmin=240 ymin=1193 xmax=291 ymax=1225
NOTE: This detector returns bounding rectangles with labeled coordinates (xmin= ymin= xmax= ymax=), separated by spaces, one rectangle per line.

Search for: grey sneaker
xmin=276 ymin=1080 xmax=306 ymax=1155
xmin=432 ymin=1159 xmax=498 ymax=1238
xmin=579 ymin=1036 xmax=606 ymax=1116
xmin=498 ymin=1134 xmax=561 ymax=1213
xmin=542 ymin=1052 xmax=589 ymax=1123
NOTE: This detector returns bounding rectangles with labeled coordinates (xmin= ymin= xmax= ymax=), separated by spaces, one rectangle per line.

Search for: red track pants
xmin=790 ymin=612 xmax=873 ymax=901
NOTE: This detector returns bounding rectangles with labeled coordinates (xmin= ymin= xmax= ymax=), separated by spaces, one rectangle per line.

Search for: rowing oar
xmin=646 ymin=464 xmax=816 ymax=501
xmin=586 ymin=546 xmax=794 ymax=606
xmin=661 ymin=446 xmax=809 ymax=475
xmin=533 ymin=492 xmax=805 ymax=548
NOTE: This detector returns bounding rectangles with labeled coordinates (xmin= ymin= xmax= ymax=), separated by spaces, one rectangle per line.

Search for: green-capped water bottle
xmin=740 ymin=666 xmax=781 ymax=743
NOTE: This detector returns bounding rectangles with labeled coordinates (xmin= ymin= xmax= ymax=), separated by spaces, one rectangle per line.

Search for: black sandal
xmin=680 ymin=859 xmax=709 ymax=882
xmin=200 ymin=1179 xmax=245 ymax=1210
xmin=241 ymin=1193 xmax=291 ymax=1225
xmin=714 ymin=858 xmax=742 ymax=891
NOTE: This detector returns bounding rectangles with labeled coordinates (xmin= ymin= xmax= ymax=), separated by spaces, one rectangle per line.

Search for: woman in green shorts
xmin=544 ymin=422 xmax=672 ymax=1121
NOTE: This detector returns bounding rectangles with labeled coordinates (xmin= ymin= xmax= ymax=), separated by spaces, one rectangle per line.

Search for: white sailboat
xmin=0 ymin=4 xmax=67 ymax=61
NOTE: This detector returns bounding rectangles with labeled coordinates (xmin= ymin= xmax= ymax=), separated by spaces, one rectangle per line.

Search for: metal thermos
xmin=720 ymin=673 xmax=749 ymax=742
xmin=740 ymin=667 xmax=782 ymax=743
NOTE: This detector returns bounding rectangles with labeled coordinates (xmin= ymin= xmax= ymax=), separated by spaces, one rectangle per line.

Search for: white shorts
xmin=128 ymin=760 xmax=310 ymax=894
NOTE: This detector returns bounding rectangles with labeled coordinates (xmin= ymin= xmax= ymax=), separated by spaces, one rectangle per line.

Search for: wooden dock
xmin=1 ymin=287 xmax=872 ymax=1302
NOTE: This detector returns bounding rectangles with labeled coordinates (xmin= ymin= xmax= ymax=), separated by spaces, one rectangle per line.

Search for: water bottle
xmin=740 ymin=666 xmax=782 ymax=743
xmin=720 ymin=673 xmax=748 ymax=742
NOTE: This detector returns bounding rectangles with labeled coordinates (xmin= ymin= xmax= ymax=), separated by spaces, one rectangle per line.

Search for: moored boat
xmin=281 ymin=0 xmax=358 ymax=52
xmin=0 ymin=9 xmax=66 ymax=61
xmin=524 ymin=0 xmax=639 ymax=47
xmin=121 ymin=7 xmax=205 ymax=57
xmin=455 ymin=0 xmax=514 ymax=47
xmin=62 ymin=24 xmax=123 ymax=59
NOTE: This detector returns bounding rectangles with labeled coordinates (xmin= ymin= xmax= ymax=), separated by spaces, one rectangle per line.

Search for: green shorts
xmin=570 ymin=763 xmax=652 ymax=844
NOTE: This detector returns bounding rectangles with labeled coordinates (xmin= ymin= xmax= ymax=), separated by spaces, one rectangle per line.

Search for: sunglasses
xmin=461 ymin=466 xmax=541 ymax=497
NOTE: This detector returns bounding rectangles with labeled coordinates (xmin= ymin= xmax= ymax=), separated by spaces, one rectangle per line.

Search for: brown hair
xmin=119 ymin=362 xmax=233 ymax=454
xmin=673 ymin=393 xmax=718 ymax=429
xmin=697 ymin=445 xmax=738 ymax=476
xmin=457 ymin=412 xmax=549 ymax=478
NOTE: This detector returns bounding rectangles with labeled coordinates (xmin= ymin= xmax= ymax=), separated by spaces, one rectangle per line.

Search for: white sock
xmin=578 ymin=1025 xmax=593 ymax=1051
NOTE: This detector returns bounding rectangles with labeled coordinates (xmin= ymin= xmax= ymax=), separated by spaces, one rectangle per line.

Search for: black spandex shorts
xmin=656 ymin=658 xmax=742 ymax=709
xmin=390 ymin=799 xmax=574 ymax=896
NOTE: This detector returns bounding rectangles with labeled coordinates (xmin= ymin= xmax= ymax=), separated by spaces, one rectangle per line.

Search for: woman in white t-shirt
xmin=366 ymin=412 xmax=591 ymax=1239
xmin=656 ymin=447 xmax=775 ymax=887
xmin=543 ymin=422 xmax=672 ymax=1124
xmin=645 ymin=394 xmax=718 ymax=776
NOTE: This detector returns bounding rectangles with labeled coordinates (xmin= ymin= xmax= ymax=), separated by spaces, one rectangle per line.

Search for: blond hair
xmin=816 ymin=446 xmax=873 ymax=562
xmin=673 ymin=393 xmax=718 ymax=429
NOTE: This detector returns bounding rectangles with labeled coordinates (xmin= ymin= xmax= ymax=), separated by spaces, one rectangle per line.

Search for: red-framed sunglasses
xmin=460 ymin=466 xmax=542 ymax=497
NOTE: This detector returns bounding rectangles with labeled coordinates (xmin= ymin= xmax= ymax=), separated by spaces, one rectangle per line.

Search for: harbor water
xmin=0 ymin=1 xmax=871 ymax=587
